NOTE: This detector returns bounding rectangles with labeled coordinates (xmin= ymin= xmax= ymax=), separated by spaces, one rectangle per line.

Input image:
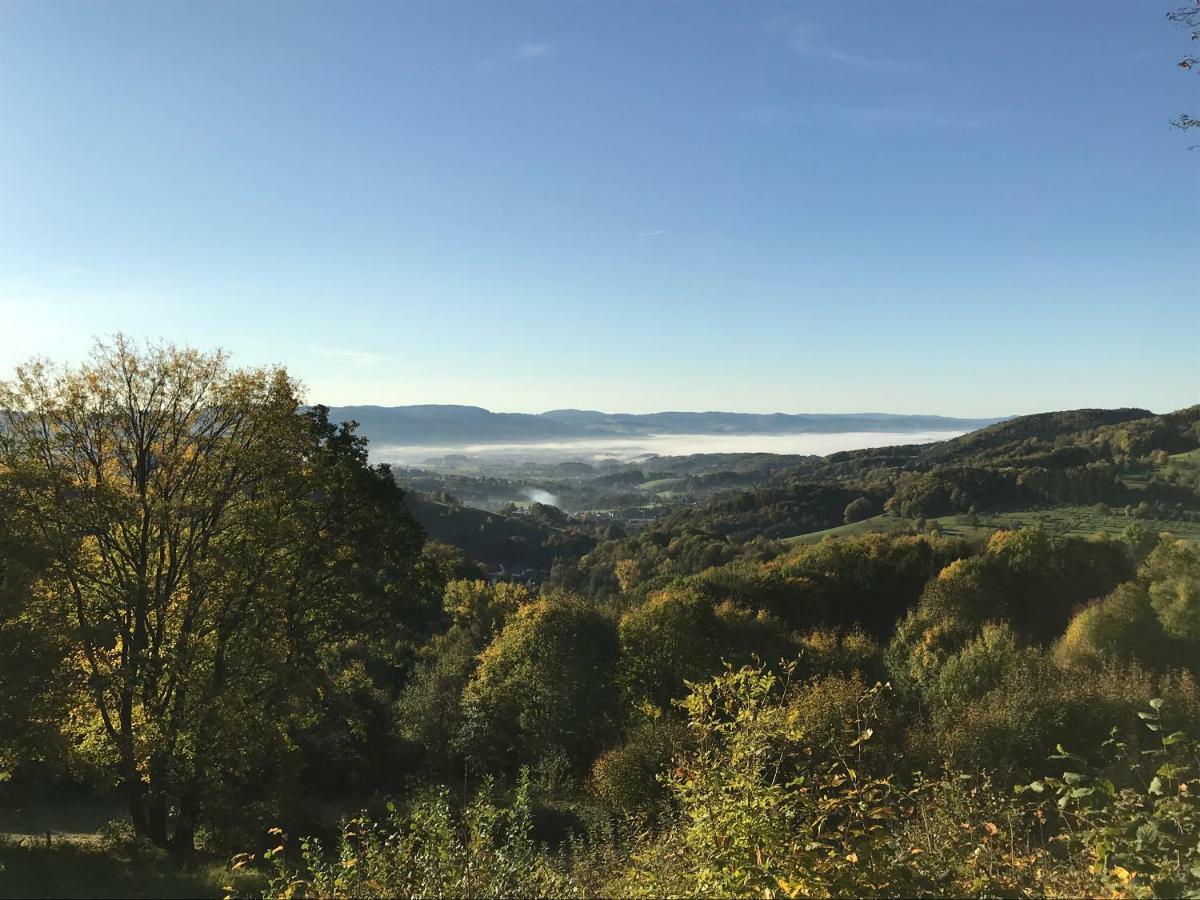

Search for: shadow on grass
xmin=0 ymin=838 xmax=263 ymax=900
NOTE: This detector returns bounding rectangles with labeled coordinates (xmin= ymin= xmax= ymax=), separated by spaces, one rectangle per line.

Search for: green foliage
xmin=2 ymin=350 xmax=1198 ymax=893
xmin=460 ymin=595 xmax=620 ymax=775
xmin=618 ymin=587 xmax=795 ymax=710
xmin=843 ymin=497 xmax=874 ymax=524
xmin=255 ymin=774 xmax=583 ymax=899
xmin=925 ymin=622 xmax=1027 ymax=711
xmin=620 ymin=663 xmax=906 ymax=898
xmin=1057 ymin=537 xmax=1200 ymax=674
xmin=886 ymin=527 xmax=1133 ymax=697
xmin=1056 ymin=583 xmax=1169 ymax=670
xmin=1145 ymin=538 xmax=1200 ymax=642
xmin=1020 ymin=700 xmax=1200 ymax=899
xmin=0 ymin=341 xmax=428 ymax=850
xmin=442 ymin=578 xmax=529 ymax=634
xmin=393 ymin=626 xmax=479 ymax=771
xmin=928 ymin=655 xmax=1200 ymax=782
xmin=589 ymin=715 xmax=687 ymax=818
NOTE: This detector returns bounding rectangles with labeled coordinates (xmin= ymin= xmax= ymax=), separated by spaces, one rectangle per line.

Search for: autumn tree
xmin=458 ymin=595 xmax=619 ymax=775
xmin=0 ymin=338 xmax=425 ymax=850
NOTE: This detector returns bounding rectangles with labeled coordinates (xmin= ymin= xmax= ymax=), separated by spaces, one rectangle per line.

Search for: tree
xmin=843 ymin=496 xmax=873 ymax=524
xmin=1170 ymin=4 xmax=1200 ymax=130
xmin=618 ymin=587 xmax=794 ymax=710
xmin=0 ymin=338 xmax=425 ymax=850
xmin=458 ymin=595 xmax=619 ymax=775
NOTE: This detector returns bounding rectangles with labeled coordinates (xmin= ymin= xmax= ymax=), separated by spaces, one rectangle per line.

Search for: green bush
xmin=589 ymin=717 xmax=688 ymax=819
xmin=254 ymin=775 xmax=581 ymax=899
xmin=1020 ymin=699 xmax=1200 ymax=899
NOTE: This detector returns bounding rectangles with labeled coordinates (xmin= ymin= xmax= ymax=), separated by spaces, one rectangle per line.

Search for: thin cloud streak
xmin=514 ymin=42 xmax=554 ymax=60
xmin=785 ymin=21 xmax=914 ymax=74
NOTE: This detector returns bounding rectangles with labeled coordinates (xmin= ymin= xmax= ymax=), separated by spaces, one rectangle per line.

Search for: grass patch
xmin=638 ymin=478 xmax=684 ymax=492
xmin=782 ymin=515 xmax=913 ymax=545
xmin=0 ymin=837 xmax=262 ymax=899
xmin=782 ymin=507 xmax=1200 ymax=545
xmin=0 ymin=791 xmax=262 ymax=900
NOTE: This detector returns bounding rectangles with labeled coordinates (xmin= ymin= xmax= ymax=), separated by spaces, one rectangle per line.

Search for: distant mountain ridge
xmin=320 ymin=404 xmax=1002 ymax=446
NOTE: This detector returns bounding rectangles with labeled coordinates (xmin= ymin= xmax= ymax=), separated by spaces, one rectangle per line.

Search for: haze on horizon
xmin=1 ymin=0 xmax=1196 ymax=417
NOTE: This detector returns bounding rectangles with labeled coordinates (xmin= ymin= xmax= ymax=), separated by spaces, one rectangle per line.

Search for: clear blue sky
xmin=1 ymin=0 xmax=1196 ymax=416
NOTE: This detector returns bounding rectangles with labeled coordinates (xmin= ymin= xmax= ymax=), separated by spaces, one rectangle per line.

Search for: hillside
xmin=549 ymin=405 xmax=1200 ymax=597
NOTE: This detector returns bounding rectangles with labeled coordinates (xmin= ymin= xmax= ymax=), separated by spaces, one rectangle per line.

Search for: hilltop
xmin=321 ymin=404 xmax=1000 ymax=446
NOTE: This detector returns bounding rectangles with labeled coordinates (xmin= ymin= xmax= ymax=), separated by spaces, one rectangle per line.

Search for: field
xmin=783 ymin=507 xmax=1200 ymax=546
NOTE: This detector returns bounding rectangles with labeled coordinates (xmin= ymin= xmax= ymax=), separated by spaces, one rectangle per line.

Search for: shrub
xmin=1020 ymin=699 xmax=1200 ymax=899
xmin=590 ymin=716 xmax=688 ymax=819
xmin=254 ymin=775 xmax=581 ymax=899
xmin=843 ymin=497 xmax=874 ymax=524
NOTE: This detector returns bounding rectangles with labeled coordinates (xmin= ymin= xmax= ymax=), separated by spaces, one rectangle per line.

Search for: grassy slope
xmin=782 ymin=508 xmax=1200 ymax=546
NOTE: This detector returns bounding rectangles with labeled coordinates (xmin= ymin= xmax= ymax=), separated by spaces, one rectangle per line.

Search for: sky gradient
xmin=1 ymin=0 xmax=1196 ymax=417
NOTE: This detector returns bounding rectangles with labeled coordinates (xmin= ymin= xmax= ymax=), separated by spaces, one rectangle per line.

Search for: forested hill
xmin=550 ymin=405 xmax=1200 ymax=596
xmin=320 ymin=404 xmax=1000 ymax=445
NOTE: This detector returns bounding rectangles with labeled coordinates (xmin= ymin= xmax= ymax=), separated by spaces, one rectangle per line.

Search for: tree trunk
xmin=123 ymin=778 xmax=150 ymax=839
xmin=171 ymin=815 xmax=196 ymax=856
xmin=146 ymin=793 xmax=170 ymax=848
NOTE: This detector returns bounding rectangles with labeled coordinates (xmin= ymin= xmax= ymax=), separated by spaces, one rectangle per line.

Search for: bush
xmin=590 ymin=717 xmax=688 ymax=819
xmin=254 ymin=775 xmax=581 ymax=899
xmin=1020 ymin=699 xmax=1200 ymax=899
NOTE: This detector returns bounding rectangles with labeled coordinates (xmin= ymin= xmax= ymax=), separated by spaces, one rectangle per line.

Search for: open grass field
xmin=783 ymin=507 xmax=1200 ymax=546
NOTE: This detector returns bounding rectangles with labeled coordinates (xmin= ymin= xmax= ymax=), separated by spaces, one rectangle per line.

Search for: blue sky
xmin=0 ymin=0 xmax=1196 ymax=416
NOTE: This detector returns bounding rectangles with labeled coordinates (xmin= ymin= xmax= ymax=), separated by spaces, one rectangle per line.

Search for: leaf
xmin=1162 ymin=731 xmax=1187 ymax=746
xmin=1149 ymin=776 xmax=1164 ymax=796
xmin=1149 ymin=698 xmax=1164 ymax=711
